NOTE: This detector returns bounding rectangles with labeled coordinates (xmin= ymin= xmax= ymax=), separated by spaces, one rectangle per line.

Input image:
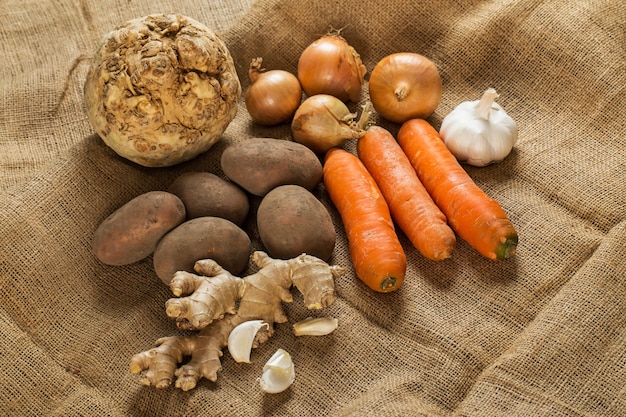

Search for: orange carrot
xmin=323 ymin=147 xmax=406 ymax=292
xmin=397 ymin=119 xmax=518 ymax=260
xmin=357 ymin=126 xmax=456 ymax=261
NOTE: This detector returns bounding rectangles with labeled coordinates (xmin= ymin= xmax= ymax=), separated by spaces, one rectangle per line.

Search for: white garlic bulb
xmin=439 ymin=88 xmax=518 ymax=167
xmin=259 ymin=348 xmax=295 ymax=393
xmin=293 ymin=317 xmax=338 ymax=336
xmin=227 ymin=320 xmax=269 ymax=363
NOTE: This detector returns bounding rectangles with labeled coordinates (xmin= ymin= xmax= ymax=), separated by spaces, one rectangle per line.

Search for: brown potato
xmin=153 ymin=216 xmax=251 ymax=285
xmin=257 ymin=185 xmax=335 ymax=261
xmin=220 ymin=138 xmax=323 ymax=196
xmin=92 ymin=191 xmax=186 ymax=266
xmin=167 ymin=172 xmax=249 ymax=226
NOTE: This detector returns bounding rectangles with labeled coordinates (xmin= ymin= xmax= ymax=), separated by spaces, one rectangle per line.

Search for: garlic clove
xmin=259 ymin=348 xmax=295 ymax=394
xmin=227 ymin=320 xmax=269 ymax=363
xmin=293 ymin=317 xmax=338 ymax=336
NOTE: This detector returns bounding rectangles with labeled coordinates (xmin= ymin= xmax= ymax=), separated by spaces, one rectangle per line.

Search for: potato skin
xmin=167 ymin=172 xmax=249 ymax=225
xmin=220 ymin=138 xmax=323 ymax=196
xmin=153 ymin=216 xmax=251 ymax=285
xmin=92 ymin=191 xmax=186 ymax=266
xmin=257 ymin=185 xmax=335 ymax=261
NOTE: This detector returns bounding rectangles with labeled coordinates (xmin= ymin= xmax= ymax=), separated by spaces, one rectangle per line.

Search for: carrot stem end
xmin=494 ymin=236 xmax=518 ymax=260
xmin=378 ymin=276 xmax=400 ymax=292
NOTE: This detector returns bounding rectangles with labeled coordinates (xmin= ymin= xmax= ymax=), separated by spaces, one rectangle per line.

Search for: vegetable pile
xmin=91 ymin=134 xmax=340 ymax=390
xmin=86 ymin=17 xmax=520 ymax=392
xmin=270 ymin=30 xmax=518 ymax=291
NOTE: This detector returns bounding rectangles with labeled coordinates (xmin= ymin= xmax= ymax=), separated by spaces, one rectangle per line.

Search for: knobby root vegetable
xmin=130 ymin=251 xmax=346 ymax=391
xmin=84 ymin=13 xmax=241 ymax=167
xmin=397 ymin=119 xmax=518 ymax=260
xmin=323 ymin=148 xmax=406 ymax=292
xmin=357 ymin=126 xmax=456 ymax=261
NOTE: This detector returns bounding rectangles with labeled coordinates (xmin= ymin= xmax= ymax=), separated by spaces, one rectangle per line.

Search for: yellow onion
xmin=245 ymin=58 xmax=302 ymax=126
xmin=368 ymin=52 xmax=442 ymax=123
xmin=297 ymin=33 xmax=367 ymax=102
xmin=291 ymin=94 xmax=371 ymax=154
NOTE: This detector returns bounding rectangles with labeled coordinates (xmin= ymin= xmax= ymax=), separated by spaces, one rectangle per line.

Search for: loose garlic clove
xmin=227 ymin=320 xmax=269 ymax=363
xmin=259 ymin=348 xmax=295 ymax=394
xmin=293 ymin=317 xmax=338 ymax=336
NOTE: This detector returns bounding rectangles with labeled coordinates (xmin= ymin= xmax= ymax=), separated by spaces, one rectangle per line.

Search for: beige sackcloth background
xmin=1 ymin=0 xmax=624 ymax=415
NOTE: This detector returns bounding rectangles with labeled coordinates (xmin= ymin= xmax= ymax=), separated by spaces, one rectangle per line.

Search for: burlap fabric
xmin=1 ymin=0 xmax=624 ymax=415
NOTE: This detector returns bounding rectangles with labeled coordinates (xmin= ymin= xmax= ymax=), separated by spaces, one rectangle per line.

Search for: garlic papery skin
xmin=259 ymin=348 xmax=295 ymax=394
xmin=293 ymin=317 xmax=338 ymax=336
xmin=439 ymin=88 xmax=518 ymax=167
xmin=227 ymin=320 xmax=269 ymax=363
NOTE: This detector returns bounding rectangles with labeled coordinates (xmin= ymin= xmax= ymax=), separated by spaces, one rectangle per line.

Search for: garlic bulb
xmin=259 ymin=349 xmax=295 ymax=393
xmin=227 ymin=320 xmax=269 ymax=363
xmin=293 ymin=317 xmax=338 ymax=336
xmin=439 ymin=88 xmax=518 ymax=167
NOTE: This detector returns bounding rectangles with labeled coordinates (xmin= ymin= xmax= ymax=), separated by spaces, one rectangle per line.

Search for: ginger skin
xmin=130 ymin=251 xmax=345 ymax=391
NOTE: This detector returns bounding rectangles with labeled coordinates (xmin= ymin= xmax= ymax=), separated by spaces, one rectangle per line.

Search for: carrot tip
xmin=378 ymin=276 xmax=401 ymax=292
xmin=495 ymin=236 xmax=518 ymax=260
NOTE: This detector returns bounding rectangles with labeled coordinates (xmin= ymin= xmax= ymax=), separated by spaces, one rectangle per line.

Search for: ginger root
xmin=130 ymin=251 xmax=345 ymax=391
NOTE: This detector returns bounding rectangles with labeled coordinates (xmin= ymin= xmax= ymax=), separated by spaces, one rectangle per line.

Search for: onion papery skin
xmin=368 ymin=52 xmax=442 ymax=123
xmin=291 ymin=94 xmax=365 ymax=154
xmin=297 ymin=35 xmax=366 ymax=103
xmin=245 ymin=60 xmax=302 ymax=126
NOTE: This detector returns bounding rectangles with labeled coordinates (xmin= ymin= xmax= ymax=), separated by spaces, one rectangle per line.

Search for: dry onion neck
xmin=357 ymin=101 xmax=373 ymax=131
xmin=248 ymin=57 xmax=265 ymax=83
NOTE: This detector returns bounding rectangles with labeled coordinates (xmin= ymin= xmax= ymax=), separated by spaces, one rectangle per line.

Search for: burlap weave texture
xmin=1 ymin=0 xmax=624 ymax=416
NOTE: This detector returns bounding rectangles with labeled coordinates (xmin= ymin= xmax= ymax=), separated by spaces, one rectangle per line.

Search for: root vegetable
xmin=257 ymin=185 xmax=336 ymax=261
xmin=152 ymin=216 xmax=251 ymax=285
xmin=357 ymin=126 xmax=456 ymax=261
xmin=167 ymin=172 xmax=249 ymax=225
xmin=130 ymin=251 xmax=345 ymax=390
xmin=220 ymin=138 xmax=323 ymax=196
xmin=323 ymin=148 xmax=406 ymax=292
xmin=397 ymin=119 xmax=518 ymax=260
xmin=84 ymin=13 xmax=241 ymax=167
xmin=92 ymin=191 xmax=186 ymax=265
